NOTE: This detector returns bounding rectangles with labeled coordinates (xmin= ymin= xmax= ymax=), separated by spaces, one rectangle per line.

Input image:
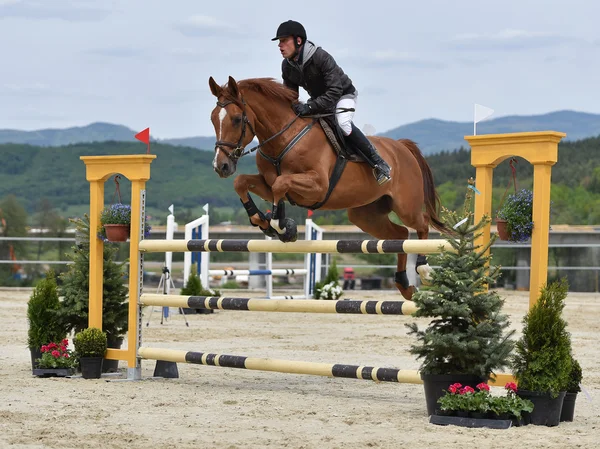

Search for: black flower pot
xmin=560 ymin=392 xmax=578 ymax=422
xmin=516 ymin=390 xmax=566 ymax=427
xmin=30 ymin=347 xmax=43 ymax=370
xmin=80 ymin=356 xmax=104 ymax=379
xmin=421 ymin=373 xmax=488 ymax=416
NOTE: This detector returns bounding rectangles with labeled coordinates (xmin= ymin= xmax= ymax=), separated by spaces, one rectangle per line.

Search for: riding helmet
xmin=271 ymin=20 xmax=307 ymax=42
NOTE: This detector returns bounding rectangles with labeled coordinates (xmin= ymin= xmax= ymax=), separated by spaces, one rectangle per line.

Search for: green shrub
xmin=74 ymin=327 xmax=107 ymax=357
xmin=566 ymin=356 xmax=582 ymax=393
xmin=27 ymin=270 xmax=68 ymax=350
xmin=511 ymin=278 xmax=572 ymax=397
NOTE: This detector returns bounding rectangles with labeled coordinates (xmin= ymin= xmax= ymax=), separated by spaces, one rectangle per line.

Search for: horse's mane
xmin=223 ymin=78 xmax=299 ymax=106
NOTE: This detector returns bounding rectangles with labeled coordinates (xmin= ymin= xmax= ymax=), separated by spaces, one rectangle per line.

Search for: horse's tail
xmin=399 ymin=139 xmax=454 ymax=236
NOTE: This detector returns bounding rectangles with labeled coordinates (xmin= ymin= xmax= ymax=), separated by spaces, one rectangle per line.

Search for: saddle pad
xmin=318 ymin=117 xmax=363 ymax=163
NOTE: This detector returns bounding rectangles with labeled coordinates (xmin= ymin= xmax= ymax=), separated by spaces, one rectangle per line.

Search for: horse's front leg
xmin=269 ymin=171 xmax=327 ymax=243
xmin=233 ymin=174 xmax=279 ymax=238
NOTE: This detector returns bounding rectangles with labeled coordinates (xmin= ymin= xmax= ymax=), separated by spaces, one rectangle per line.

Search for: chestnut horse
xmin=208 ymin=76 xmax=451 ymax=299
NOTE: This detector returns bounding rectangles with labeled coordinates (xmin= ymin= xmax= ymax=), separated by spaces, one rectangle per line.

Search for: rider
xmin=272 ymin=20 xmax=392 ymax=185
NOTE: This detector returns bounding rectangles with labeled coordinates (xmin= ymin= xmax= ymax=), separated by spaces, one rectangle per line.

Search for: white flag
xmin=202 ymin=203 xmax=209 ymax=214
xmin=474 ymin=104 xmax=494 ymax=134
xmin=168 ymin=204 xmax=174 ymax=215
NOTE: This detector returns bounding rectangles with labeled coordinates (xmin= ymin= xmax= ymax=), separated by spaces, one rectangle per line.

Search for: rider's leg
xmin=336 ymin=98 xmax=391 ymax=186
xmin=345 ymin=123 xmax=392 ymax=185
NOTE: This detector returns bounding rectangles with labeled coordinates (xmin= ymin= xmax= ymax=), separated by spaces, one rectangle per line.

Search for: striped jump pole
xmin=141 ymin=294 xmax=418 ymax=315
xmin=138 ymin=347 xmax=423 ymax=384
xmin=209 ymin=268 xmax=307 ymax=277
xmin=139 ymin=238 xmax=452 ymax=254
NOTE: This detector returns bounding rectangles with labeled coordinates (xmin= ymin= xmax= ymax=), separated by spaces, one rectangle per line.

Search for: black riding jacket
xmin=282 ymin=41 xmax=356 ymax=113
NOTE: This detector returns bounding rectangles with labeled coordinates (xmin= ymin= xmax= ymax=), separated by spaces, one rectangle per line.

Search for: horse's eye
xmin=232 ymin=116 xmax=242 ymax=126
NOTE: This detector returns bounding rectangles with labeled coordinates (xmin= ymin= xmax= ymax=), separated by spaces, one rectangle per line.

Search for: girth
xmin=259 ymin=118 xmax=348 ymax=211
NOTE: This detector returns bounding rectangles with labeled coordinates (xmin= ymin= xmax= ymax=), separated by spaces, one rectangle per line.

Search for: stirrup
xmin=373 ymin=166 xmax=391 ymax=185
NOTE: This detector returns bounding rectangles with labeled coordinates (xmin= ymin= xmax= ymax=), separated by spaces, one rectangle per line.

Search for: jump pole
xmin=138 ymin=347 xmax=422 ymax=384
xmin=139 ymin=238 xmax=453 ymax=254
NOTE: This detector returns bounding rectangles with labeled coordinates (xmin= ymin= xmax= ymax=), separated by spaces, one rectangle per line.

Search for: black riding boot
xmin=345 ymin=123 xmax=392 ymax=185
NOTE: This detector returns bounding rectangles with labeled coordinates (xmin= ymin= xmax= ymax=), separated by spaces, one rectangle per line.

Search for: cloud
xmin=358 ymin=50 xmax=446 ymax=69
xmin=174 ymin=15 xmax=249 ymax=38
xmin=448 ymin=29 xmax=579 ymax=51
xmin=0 ymin=0 xmax=112 ymax=22
xmin=85 ymin=47 xmax=147 ymax=59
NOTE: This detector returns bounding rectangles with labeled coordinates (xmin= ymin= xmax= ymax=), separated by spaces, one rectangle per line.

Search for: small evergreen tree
xmin=406 ymin=179 xmax=515 ymax=378
xmin=511 ymin=278 xmax=573 ymax=397
xmin=27 ymin=270 xmax=68 ymax=350
xmin=57 ymin=214 xmax=128 ymax=346
xmin=180 ymin=264 xmax=219 ymax=314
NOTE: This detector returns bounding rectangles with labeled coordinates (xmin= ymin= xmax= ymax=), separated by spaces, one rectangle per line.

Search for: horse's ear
xmin=209 ymin=77 xmax=222 ymax=97
xmin=227 ymin=76 xmax=240 ymax=99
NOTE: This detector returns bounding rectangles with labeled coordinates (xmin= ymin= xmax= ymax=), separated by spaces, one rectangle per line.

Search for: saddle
xmin=318 ymin=116 xmax=364 ymax=163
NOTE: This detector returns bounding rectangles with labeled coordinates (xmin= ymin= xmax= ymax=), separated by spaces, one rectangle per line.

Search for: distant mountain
xmin=2 ymin=110 xmax=599 ymax=155
xmin=380 ymin=110 xmax=600 ymax=154
xmin=0 ymin=122 xmax=137 ymax=146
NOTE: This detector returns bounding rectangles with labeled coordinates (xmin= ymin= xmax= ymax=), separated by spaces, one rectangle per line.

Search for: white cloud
xmin=174 ymin=15 xmax=249 ymax=38
xmin=0 ymin=0 xmax=112 ymax=22
xmin=449 ymin=29 xmax=578 ymax=51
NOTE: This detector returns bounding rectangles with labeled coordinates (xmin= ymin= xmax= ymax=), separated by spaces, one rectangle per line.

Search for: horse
xmin=208 ymin=76 xmax=452 ymax=300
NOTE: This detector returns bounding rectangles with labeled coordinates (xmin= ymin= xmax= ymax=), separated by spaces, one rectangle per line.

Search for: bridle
xmin=214 ymin=98 xmax=257 ymax=162
xmin=214 ymin=96 xmax=304 ymax=163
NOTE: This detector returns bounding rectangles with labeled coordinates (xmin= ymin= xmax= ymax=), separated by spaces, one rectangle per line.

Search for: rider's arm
xmin=306 ymin=48 xmax=343 ymax=113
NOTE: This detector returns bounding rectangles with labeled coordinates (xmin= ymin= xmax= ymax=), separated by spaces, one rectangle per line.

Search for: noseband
xmin=214 ymin=98 xmax=256 ymax=162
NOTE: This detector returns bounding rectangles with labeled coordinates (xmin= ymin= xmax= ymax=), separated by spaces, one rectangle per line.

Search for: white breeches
xmin=335 ymin=97 xmax=356 ymax=136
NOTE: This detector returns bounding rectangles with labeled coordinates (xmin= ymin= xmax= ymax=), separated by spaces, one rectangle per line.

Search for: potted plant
xmin=27 ymin=270 xmax=68 ymax=370
xmin=406 ymin=180 xmax=515 ymax=415
xmin=74 ymin=327 xmax=107 ymax=379
xmin=58 ymin=215 xmax=128 ymax=373
xmin=496 ymin=188 xmax=533 ymax=242
xmin=33 ymin=338 xmax=78 ymax=378
xmin=98 ymin=203 xmax=152 ymax=242
xmin=435 ymin=382 xmax=534 ymax=427
xmin=179 ymin=263 xmax=219 ymax=314
xmin=560 ymin=355 xmax=582 ymax=422
xmin=315 ymin=257 xmax=343 ymax=299
xmin=511 ymin=278 xmax=572 ymax=426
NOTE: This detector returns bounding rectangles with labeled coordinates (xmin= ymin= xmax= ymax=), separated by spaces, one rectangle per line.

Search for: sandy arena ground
xmin=1 ymin=288 xmax=599 ymax=448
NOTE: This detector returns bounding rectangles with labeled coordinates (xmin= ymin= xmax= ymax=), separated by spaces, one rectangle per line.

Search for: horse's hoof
xmin=396 ymin=284 xmax=417 ymax=300
xmin=277 ymin=218 xmax=298 ymax=243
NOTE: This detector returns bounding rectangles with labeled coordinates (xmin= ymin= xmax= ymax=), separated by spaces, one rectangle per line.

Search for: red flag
xmin=307 ymin=210 xmax=313 ymax=218
xmin=135 ymin=128 xmax=150 ymax=153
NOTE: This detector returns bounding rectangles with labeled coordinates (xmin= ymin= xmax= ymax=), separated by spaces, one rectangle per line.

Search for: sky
xmin=1 ymin=0 xmax=599 ymax=139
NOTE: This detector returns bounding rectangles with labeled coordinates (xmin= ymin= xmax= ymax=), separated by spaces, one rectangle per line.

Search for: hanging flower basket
xmin=496 ymin=189 xmax=534 ymax=243
xmin=103 ymin=224 xmax=130 ymax=242
xmin=495 ymin=219 xmax=510 ymax=241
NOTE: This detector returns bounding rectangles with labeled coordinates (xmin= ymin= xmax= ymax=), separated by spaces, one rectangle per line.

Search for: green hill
xmin=2 ymin=110 xmax=600 ymax=156
xmin=1 ymin=135 xmax=599 ymax=225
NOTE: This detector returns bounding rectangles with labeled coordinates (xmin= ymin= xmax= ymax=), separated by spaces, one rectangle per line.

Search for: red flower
xmin=63 ymin=353 xmax=69 ymax=358
xmin=62 ymin=339 xmax=69 ymax=346
xmin=51 ymin=350 xmax=60 ymax=358
xmin=48 ymin=342 xmax=58 ymax=350
xmin=476 ymin=382 xmax=490 ymax=391
xmin=505 ymin=382 xmax=518 ymax=392
xmin=41 ymin=345 xmax=48 ymax=353
xmin=460 ymin=386 xmax=475 ymax=394
xmin=60 ymin=345 xmax=67 ymax=352
xmin=448 ymin=384 xmax=458 ymax=394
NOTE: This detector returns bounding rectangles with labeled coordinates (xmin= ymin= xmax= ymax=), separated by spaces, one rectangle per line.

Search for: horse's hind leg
xmin=347 ymin=199 xmax=416 ymax=300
